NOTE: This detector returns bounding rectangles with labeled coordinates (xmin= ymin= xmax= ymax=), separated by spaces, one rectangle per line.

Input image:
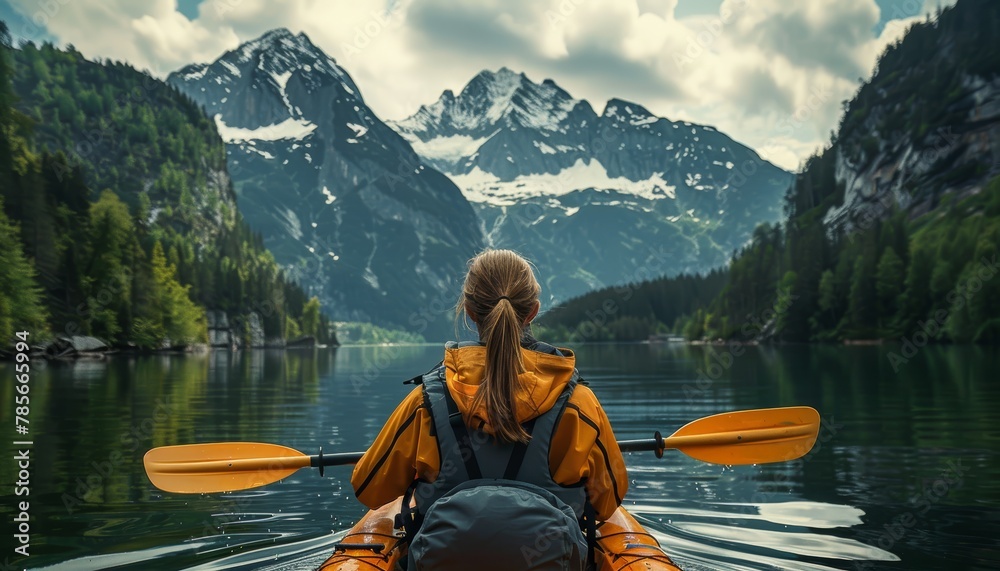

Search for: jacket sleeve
xmin=549 ymin=385 xmax=629 ymax=520
xmin=351 ymin=386 xmax=440 ymax=509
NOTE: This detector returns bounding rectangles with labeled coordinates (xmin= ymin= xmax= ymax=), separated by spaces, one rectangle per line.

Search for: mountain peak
xmin=602 ymin=98 xmax=658 ymax=124
xmin=389 ymin=67 xmax=590 ymax=166
xmin=168 ymin=26 xmax=364 ymax=130
xmin=464 ymin=67 xmax=525 ymax=99
xmin=234 ymin=28 xmax=326 ymax=64
xmin=259 ymin=27 xmax=296 ymax=41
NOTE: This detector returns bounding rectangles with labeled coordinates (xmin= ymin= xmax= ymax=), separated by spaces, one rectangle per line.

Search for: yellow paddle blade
xmin=144 ymin=442 xmax=312 ymax=494
xmin=663 ymin=406 xmax=820 ymax=465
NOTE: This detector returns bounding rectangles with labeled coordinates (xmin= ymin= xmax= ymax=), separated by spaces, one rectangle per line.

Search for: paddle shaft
xmin=619 ymin=423 xmax=816 ymax=452
xmin=174 ymin=424 xmax=816 ymax=473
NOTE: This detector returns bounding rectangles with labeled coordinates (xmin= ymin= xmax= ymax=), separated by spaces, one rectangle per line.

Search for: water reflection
xmin=0 ymin=343 xmax=997 ymax=570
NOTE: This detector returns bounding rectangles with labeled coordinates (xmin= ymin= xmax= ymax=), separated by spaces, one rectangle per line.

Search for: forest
xmin=0 ymin=25 xmax=333 ymax=348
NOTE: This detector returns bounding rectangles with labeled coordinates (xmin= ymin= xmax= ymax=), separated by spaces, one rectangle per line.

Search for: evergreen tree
xmin=145 ymin=241 xmax=207 ymax=347
xmin=849 ymin=256 xmax=877 ymax=334
xmin=0 ymin=198 xmax=48 ymax=342
xmin=86 ymin=190 xmax=134 ymax=340
xmin=875 ymin=247 xmax=905 ymax=330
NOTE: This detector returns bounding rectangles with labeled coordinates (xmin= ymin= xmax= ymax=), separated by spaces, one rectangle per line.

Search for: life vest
xmin=398 ymin=364 xmax=595 ymax=570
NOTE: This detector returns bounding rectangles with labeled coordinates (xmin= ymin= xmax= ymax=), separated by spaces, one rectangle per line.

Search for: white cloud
xmin=11 ymin=0 xmax=954 ymax=171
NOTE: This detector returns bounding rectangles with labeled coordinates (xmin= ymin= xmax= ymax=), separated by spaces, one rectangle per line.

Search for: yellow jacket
xmin=351 ymin=343 xmax=629 ymax=520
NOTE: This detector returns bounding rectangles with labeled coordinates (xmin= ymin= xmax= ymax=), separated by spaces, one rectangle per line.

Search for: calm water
xmin=0 ymin=344 xmax=997 ymax=570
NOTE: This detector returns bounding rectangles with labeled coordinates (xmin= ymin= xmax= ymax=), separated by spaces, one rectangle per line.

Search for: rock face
xmin=390 ymin=68 xmax=793 ymax=303
xmin=238 ymin=312 xmax=266 ymax=348
xmin=824 ymin=75 xmax=1000 ymax=232
xmin=819 ymin=0 xmax=1000 ymax=232
xmin=168 ymin=29 xmax=484 ymax=338
xmin=206 ymin=310 xmax=232 ymax=347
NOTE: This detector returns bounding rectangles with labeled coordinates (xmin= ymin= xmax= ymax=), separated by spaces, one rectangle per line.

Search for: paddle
xmin=144 ymin=406 xmax=820 ymax=494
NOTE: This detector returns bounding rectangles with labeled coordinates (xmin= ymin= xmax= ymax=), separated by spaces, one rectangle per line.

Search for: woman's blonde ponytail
xmin=456 ymin=250 xmax=541 ymax=443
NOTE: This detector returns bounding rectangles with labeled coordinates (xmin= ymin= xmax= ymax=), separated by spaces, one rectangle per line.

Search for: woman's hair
xmin=456 ymin=249 xmax=541 ymax=443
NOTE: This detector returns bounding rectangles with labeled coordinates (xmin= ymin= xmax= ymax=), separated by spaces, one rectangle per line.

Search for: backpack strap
xmin=404 ymin=360 xmax=445 ymax=385
xmin=502 ymin=417 xmax=537 ymax=480
xmin=441 ymin=376 xmax=482 ymax=480
xmin=420 ymin=367 xmax=473 ymax=482
xmin=514 ymin=371 xmax=578 ymax=482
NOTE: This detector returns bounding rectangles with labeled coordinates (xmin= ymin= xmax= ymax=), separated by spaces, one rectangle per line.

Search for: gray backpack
xmin=400 ymin=366 xmax=592 ymax=571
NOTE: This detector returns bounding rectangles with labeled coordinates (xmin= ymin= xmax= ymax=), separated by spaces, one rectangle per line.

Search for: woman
xmin=351 ymin=249 xmax=627 ymax=568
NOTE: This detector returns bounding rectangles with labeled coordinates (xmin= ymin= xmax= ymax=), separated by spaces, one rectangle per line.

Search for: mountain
xmin=390 ymin=68 xmax=793 ymax=303
xmin=818 ymin=0 xmax=1000 ymax=233
xmin=670 ymin=0 xmax=1000 ymax=344
xmin=2 ymin=38 xmax=331 ymax=347
xmin=168 ymin=29 xmax=483 ymax=337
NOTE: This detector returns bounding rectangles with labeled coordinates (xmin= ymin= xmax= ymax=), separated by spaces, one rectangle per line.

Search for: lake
xmin=0 ymin=343 xmax=997 ymax=570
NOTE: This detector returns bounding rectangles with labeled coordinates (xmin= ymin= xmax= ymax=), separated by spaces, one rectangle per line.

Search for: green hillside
xmin=0 ymin=26 xmax=333 ymax=347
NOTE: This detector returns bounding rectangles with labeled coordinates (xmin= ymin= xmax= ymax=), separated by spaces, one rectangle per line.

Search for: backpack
xmin=399 ymin=364 xmax=593 ymax=571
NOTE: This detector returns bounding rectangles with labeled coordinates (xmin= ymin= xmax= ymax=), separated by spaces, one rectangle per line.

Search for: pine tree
xmin=86 ymin=190 xmax=135 ymax=340
xmin=0 ymin=198 xmax=49 ymax=342
xmin=146 ymin=241 xmax=207 ymax=347
xmin=875 ymin=247 xmax=905 ymax=330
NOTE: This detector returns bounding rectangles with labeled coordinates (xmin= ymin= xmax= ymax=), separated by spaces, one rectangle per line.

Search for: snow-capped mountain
xmin=391 ymin=68 xmax=793 ymax=302
xmin=168 ymin=29 xmax=483 ymax=337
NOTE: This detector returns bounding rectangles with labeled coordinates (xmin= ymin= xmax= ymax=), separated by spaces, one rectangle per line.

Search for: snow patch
xmin=215 ymin=115 xmax=316 ymax=142
xmin=220 ymin=60 xmax=242 ymax=78
xmin=182 ymin=66 xmax=208 ymax=81
xmin=534 ymin=140 xmax=557 ymax=154
xmin=273 ymin=70 xmax=292 ymax=91
xmin=404 ymin=133 xmax=491 ymax=164
xmin=451 ymin=159 xmax=676 ymax=205
xmin=246 ymin=147 xmax=275 ymax=160
xmin=347 ymin=123 xmax=368 ymax=138
xmin=280 ymin=208 xmax=302 ymax=240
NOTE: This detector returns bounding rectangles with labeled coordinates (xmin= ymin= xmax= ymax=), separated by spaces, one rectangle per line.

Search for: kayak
xmin=318 ymin=497 xmax=682 ymax=570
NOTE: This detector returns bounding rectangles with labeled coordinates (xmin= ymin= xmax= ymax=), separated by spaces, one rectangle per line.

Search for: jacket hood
xmin=443 ymin=343 xmax=576 ymax=433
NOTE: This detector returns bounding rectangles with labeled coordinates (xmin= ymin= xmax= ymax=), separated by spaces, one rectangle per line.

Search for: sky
xmin=1 ymin=0 xmax=953 ymax=171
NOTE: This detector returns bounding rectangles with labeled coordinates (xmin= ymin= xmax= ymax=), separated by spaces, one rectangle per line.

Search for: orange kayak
xmin=318 ymin=498 xmax=682 ymax=571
